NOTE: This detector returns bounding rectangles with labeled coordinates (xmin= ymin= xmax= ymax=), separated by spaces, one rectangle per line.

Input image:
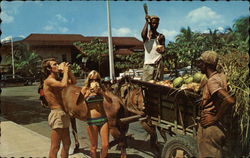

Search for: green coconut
xmin=193 ymin=72 xmax=204 ymax=83
xmin=173 ymin=77 xmax=184 ymax=88
xmin=184 ymin=76 xmax=193 ymax=84
xmin=200 ymin=74 xmax=207 ymax=83
xmin=182 ymin=74 xmax=190 ymax=80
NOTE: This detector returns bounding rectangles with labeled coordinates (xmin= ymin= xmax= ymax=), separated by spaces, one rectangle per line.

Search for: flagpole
xmin=106 ymin=0 xmax=115 ymax=82
xmin=11 ymin=36 xmax=15 ymax=79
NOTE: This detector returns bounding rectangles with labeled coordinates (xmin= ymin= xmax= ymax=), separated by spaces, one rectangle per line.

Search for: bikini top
xmin=85 ymin=94 xmax=104 ymax=103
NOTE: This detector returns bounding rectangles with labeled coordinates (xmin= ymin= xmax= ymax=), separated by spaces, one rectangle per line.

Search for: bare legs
xmin=49 ymin=129 xmax=61 ymax=158
xmin=49 ymin=128 xmax=71 ymax=158
xmin=87 ymin=125 xmax=98 ymax=158
xmin=87 ymin=122 xmax=109 ymax=158
xmin=100 ymin=123 xmax=109 ymax=158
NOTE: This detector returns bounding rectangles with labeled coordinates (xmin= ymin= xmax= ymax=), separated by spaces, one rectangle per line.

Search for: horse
xmin=61 ymin=84 xmax=130 ymax=158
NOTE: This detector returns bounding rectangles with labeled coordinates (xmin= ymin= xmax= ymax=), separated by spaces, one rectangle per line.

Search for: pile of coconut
xmin=148 ymin=72 xmax=206 ymax=93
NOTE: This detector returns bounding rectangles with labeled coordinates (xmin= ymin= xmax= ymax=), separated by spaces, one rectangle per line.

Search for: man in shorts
xmin=42 ymin=58 xmax=76 ymax=158
xmin=195 ymin=51 xmax=235 ymax=158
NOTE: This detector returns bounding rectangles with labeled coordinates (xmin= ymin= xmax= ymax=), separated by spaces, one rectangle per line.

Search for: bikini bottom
xmin=87 ymin=117 xmax=108 ymax=127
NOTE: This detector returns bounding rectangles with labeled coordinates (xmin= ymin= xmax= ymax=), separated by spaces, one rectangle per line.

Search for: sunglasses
xmin=89 ymin=79 xmax=100 ymax=82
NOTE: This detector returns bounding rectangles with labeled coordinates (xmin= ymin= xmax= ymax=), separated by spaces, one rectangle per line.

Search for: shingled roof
xmin=23 ymin=33 xmax=86 ymax=46
xmin=21 ymin=34 xmax=143 ymax=48
xmin=1 ymin=34 xmax=144 ymax=56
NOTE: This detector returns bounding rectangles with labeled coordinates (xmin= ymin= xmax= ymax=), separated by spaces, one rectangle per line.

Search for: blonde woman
xmin=81 ymin=70 xmax=111 ymax=158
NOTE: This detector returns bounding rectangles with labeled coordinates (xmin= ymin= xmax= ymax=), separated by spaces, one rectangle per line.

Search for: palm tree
xmin=205 ymin=28 xmax=221 ymax=50
xmin=175 ymin=27 xmax=203 ymax=72
xmin=13 ymin=43 xmax=42 ymax=77
xmin=176 ymin=26 xmax=193 ymax=43
xmin=233 ymin=16 xmax=249 ymax=42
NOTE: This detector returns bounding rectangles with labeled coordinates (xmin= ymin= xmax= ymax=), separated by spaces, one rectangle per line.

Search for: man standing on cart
xmin=141 ymin=14 xmax=166 ymax=81
xmin=196 ymin=50 xmax=235 ymax=158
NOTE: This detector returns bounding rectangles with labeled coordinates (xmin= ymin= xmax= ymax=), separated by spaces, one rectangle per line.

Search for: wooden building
xmin=0 ymin=33 xmax=143 ymax=73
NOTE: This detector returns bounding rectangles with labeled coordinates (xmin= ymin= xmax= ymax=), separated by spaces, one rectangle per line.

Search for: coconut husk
xmin=156 ymin=80 xmax=173 ymax=87
xmin=180 ymin=82 xmax=200 ymax=92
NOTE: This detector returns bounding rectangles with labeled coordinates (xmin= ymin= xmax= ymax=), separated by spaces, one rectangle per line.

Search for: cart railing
xmin=129 ymin=79 xmax=201 ymax=136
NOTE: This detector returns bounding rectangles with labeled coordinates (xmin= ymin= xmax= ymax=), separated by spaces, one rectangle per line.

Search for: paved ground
xmin=0 ymin=83 xmax=165 ymax=158
xmin=1 ymin=116 xmax=87 ymax=157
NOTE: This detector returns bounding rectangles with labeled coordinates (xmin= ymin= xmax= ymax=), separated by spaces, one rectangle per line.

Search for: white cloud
xmin=59 ymin=27 xmax=69 ymax=33
xmin=1 ymin=12 xmax=14 ymax=23
xmin=102 ymin=27 xmax=176 ymax=41
xmin=43 ymin=14 xmax=69 ymax=33
xmin=186 ymin=6 xmax=222 ymax=26
xmin=2 ymin=2 xmax=24 ymax=14
xmin=202 ymin=29 xmax=210 ymax=34
xmin=55 ymin=14 xmax=68 ymax=23
xmin=160 ymin=29 xmax=179 ymax=41
xmin=43 ymin=25 xmax=54 ymax=31
xmin=217 ymin=26 xmax=224 ymax=33
xmin=201 ymin=26 xmax=225 ymax=34
xmin=112 ymin=28 xmax=132 ymax=36
xmin=102 ymin=27 xmax=139 ymax=38
xmin=1 ymin=2 xmax=24 ymax=24
xmin=18 ymin=35 xmax=25 ymax=38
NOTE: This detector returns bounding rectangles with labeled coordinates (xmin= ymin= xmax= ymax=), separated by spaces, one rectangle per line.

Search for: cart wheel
xmin=161 ymin=135 xmax=198 ymax=158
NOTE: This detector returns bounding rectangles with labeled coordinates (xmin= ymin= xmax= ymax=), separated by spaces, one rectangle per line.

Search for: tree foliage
xmin=233 ymin=16 xmax=249 ymax=42
xmin=74 ymin=38 xmax=109 ymax=64
xmin=218 ymin=51 xmax=249 ymax=148
xmin=74 ymin=38 xmax=144 ymax=75
xmin=115 ymin=52 xmax=144 ymax=72
xmin=164 ymin=16 xmax=249 ymax=147
xmin=70 ymin=63 xmax=82 ymax=77
xmin=13 ymin=43 xmax=42 ymax=77
xmin=74 ymin=38 xmax=110 ymax=75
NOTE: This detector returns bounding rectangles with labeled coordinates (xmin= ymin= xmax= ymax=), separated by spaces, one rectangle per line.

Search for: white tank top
xmin=144 ymin=34 xmax=162 ymax=65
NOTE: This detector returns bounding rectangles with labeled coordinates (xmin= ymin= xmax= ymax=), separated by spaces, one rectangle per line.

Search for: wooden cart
xmin=130 ymin=79 xmax=201 ymax=158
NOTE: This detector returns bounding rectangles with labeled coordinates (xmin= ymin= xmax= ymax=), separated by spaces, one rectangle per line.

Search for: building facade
xmin=0 ymin=33 xmax=143 ymax=74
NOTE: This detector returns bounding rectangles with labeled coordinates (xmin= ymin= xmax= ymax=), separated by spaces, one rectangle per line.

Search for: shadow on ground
xmin=1 ymin=96 xmax=50 ymax=125
xmin=71 ymin=136 xmax=164 ymax=158
xmin=126 ymin=136 xmax=164 ymax=158
xmin=107 ymin=153 xmax=145 ymax=158
xmin=71 ymin=148 xmax=146 ymax=158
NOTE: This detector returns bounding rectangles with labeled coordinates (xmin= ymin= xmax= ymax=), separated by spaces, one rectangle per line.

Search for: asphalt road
xmin=0 ymin=83 xmax=165 ymax=158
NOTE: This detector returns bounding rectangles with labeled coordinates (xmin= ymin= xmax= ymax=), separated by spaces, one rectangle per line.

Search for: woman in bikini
xmin=81 ymin=70 xmax=110 ymax=158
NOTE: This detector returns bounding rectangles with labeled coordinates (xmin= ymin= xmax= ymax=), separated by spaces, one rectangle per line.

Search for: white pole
xmin=11 ymin=36 xmax=15 ymax=79
xmin=106 ymin=0 xmax=115 ymax=82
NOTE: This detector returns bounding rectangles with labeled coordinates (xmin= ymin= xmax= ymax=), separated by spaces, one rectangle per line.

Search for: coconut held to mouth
xmin=58 ymin=62 xmax=71 ymax=72
xmin=90 ymin=82 xmax=100 ymax=94
xmin=86 ymin=82 xmax=104 ymax=103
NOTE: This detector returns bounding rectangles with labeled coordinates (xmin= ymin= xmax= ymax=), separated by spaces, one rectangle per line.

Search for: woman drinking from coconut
xmin=81 ymin=70 xmax=111 ymax=158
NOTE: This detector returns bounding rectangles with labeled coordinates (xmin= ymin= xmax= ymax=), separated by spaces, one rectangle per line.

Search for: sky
xmin=1 ymin=1 xmax=249 ymax=42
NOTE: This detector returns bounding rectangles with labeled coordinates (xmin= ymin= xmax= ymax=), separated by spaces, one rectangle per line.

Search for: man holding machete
xmin=141 ymin=3 xmax=166 ymax=81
